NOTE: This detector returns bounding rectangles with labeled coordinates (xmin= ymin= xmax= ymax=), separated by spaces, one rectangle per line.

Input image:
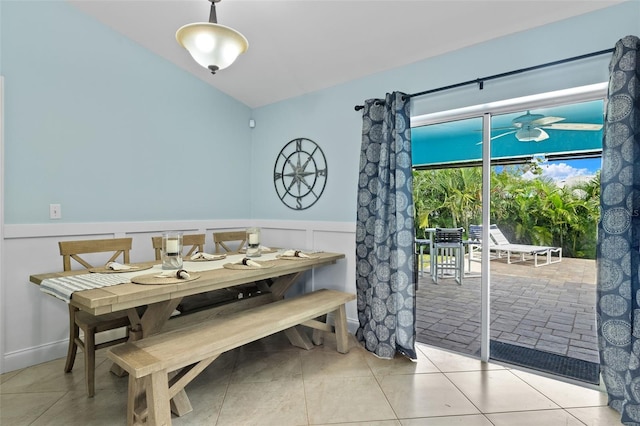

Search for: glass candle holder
xmin=246 ymin=227 xmax=261 ymax=257
xmin=162 ymin=231 xmax=183 ymax=269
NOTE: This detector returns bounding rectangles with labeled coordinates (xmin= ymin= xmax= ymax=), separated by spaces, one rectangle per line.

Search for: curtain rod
xmin=354 ymin=48 xmax=615 ymax=111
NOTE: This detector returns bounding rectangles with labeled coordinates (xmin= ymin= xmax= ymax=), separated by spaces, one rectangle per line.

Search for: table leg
xmin=269 ymin=272 xmax=303 ymax=299
xmin=139 ymin=299 xmax=182 ymax=337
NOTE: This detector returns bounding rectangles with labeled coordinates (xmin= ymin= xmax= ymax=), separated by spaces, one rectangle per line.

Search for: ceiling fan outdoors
xmin=489 ymin=110 xmax=604 ymax=143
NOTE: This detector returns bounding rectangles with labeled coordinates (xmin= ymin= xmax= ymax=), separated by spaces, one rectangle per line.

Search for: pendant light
xmin=175 ymin=0 xmax=248 ymax=74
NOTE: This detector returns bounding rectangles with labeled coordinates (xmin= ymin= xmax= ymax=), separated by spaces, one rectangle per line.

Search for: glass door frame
xmin=411 ymin=82 xmax=608 ymax=361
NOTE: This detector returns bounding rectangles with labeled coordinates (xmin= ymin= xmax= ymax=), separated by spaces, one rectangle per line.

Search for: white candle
xmin=249 ymin=233 xmax=259 ymax=245
xmin=166 ymin=240 xmax=179 ymax=254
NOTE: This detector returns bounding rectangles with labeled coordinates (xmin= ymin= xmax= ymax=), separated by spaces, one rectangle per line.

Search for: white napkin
xmin=235 ymin=258 xmax=262 ymax=267
xmin=281 ymin=250 xmax=310 ymax=258
xmin=154 ymin=269 xmax=191 ymax=279
xmin=190 ymin=252 xmax=222 ymax=260
xmin=105 ymin=261 xmax=134 ymax=271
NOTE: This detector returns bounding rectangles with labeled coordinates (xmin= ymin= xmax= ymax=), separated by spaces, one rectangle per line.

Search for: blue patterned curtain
xmin=597 ymin=35 xmax=640 ymax=425
xmin=355 ymin=92 xmax=417 ymax=360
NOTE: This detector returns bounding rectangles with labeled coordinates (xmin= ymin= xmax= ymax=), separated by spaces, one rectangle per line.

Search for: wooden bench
xmin=107 ymin=289 xmax=355 ymax=425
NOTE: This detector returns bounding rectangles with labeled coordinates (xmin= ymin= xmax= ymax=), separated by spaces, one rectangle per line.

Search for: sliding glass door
xmin=413 ymin=116 xmax=484 ymax=357
xmin=487 ymin=103 xmax=602 ymax=384
xmin=411 ymin=84 xmax=605 ymax=383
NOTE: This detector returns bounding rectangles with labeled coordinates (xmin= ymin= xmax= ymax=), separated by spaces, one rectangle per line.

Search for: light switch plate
xmin=49 ymin=204 xmax=61 ymax=219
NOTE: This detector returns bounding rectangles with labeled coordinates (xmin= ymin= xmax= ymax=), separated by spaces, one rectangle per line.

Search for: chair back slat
xmin=58 ymin=238 xmax=132 ymax=271
xmin=434 ymin=227 xmax=464 ymax=244
xmin=151 ymin=234 xmax=205 ymax=261
xmin=213 ymin=231 xmax=247 ymax=253
xmin=468 ymin=225 xmax=482 ymax=241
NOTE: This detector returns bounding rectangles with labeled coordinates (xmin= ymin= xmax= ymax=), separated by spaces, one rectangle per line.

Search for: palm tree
xmin=413 ymin=164 xmax=600 ymax=259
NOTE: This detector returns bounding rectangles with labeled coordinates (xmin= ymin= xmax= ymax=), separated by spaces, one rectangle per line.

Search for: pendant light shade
xmin=176 ymin=0 xmax=248 ymax=74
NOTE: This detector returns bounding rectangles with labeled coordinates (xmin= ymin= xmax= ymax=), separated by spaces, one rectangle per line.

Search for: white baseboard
xmin=3 ymin=341 xmax=68 ymax=373
xmin=2 ymin=219 xmax=356 ymax=373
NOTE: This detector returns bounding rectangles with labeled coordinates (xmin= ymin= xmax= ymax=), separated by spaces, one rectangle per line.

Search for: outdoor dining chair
xmin=58 ymin=238 xmax=133 ymax=397
xmin=432 ymin=227 xmax=465 ymax=285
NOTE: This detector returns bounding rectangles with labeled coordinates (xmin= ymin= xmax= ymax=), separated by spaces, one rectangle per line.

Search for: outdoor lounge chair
xmin=468 ymin=224 xmax=562 ymax=267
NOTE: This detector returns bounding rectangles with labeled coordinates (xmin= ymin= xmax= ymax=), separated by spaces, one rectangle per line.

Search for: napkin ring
xmin=241 ymin=258 xmax=250 ymax=265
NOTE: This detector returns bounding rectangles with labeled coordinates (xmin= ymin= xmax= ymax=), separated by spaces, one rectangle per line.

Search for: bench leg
xmin=312 ymin=315 xmax=327 ymax=346
xmin=334 ymin=304 xmax=350 ymax=354
xmin=147 ymin=370 xmax=172 ymax=426
xmin=127 ymin=372 xmax=172 ymax=426
xmin=284 ymin=327 xmax=314 ymax=350
xmin=169 ymin=389 xmax=192 ymax=417
xmin=127 ymin=376 xmax=145 ymax=426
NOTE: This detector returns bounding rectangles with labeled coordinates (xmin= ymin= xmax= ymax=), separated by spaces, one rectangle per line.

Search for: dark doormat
xmin=488 ymin=340 xmax=600 ymax=385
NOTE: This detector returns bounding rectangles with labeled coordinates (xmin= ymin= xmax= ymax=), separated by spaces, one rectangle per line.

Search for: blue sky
xmin=539 ymin=158 xmax=600 ymax=181
xmin=519 ymin=157 xmax=601 ymax=185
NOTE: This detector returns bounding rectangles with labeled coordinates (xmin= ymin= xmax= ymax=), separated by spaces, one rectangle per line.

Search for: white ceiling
xmin=68 ymin=0 xmax=625 ymax=108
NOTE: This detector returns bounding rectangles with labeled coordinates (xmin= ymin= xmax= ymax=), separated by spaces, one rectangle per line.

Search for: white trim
xmin=256 ymin=219 xmax=356 ymax=233
xmin=411 ymin=82 xmax=608 ymax=127
xmin=1 ymin=75 xmax=5 ymax=374
xmin=2 ymin=218 xmax=357 ymax=372
xmin=4 ymin=219 xmax=356 ymax=239
xmin=480 ymin=113 xmax=491 ymax=363
xmin=3 ymin=219 xmax=248 ymax=239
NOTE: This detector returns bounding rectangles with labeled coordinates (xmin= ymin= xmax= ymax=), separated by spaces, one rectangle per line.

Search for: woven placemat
xmin=238 ymin=248 xmax=278 ymax=254
xmin=185 ymin=253 xmax=227 ymax=262
xmin=88 ymin=265 xmax=152 ymax=274
xmin=223 ymin=261 xmax=276 ymax=270
xmin=131 ymin=273 xmax=201 ymax=285
xmin=276 ymin=254 xmax=320 ymax=260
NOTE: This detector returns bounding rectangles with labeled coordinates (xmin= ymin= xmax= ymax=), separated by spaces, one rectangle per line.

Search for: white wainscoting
xmin=1 ymin=219 xmax=357 ymax=373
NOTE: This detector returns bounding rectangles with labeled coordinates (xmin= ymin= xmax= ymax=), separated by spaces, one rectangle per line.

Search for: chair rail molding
xmin=1 ymin=218 xmax=357 ymax=373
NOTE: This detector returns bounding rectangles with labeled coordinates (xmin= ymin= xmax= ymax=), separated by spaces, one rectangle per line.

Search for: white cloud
xmin=542 ymin=163 xmax=591 ymax=181
xmin=522 ymin=162 xmax=595 ymax=186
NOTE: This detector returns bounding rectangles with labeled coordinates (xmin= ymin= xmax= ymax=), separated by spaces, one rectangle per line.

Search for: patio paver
xmin=415 ymin=256 xmax=599 ymax=365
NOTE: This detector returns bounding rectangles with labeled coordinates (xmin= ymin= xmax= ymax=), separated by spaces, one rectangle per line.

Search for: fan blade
xmin=516 ymin=128 xmax=549 ymax=142
xmin=511 ymin=111 xmax=563 ymax=128
xmin=529 ymin=116 xmax=565 ymax=126
xmin=542 ymin=123 xmax=603 ymax=131
xmin=476 ymin=130 xmax=516 ymax=145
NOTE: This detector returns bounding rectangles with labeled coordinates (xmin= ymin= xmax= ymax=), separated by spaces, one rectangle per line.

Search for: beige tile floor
xmin=0 ymin=332 xmax=621 ymax=426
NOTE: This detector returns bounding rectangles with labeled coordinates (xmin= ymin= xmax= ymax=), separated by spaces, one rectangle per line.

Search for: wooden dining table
xmin=30 ymin=250 xmax=345 ymax=338
xmin=30 ymin=250 xmax=346 ymax=416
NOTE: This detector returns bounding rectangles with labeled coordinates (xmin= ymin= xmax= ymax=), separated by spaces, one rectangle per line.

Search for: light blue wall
xmin=1 ymin=1 xmax=253 ymax=224
xmin=1 ymin=2 xmax=639 ymax=225
xmin=251 ymin=1 xmax=640 ymax=222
